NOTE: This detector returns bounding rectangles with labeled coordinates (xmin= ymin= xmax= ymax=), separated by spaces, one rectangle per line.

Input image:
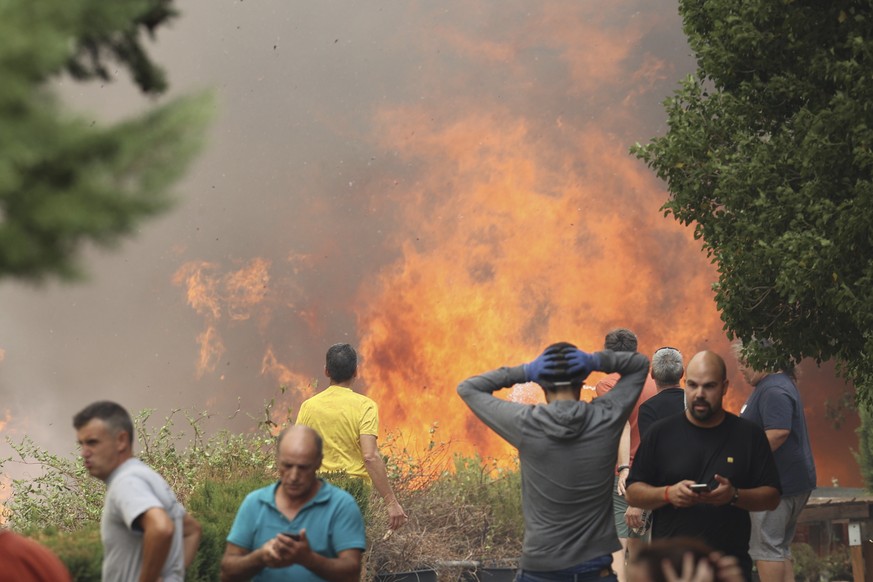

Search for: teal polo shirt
xmin=226 ymin=480 xmax=366 ymax=582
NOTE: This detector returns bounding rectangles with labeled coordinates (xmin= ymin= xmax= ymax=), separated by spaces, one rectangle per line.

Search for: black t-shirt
xmin=628 ymin=412 xmax=781 ymax=580
xmin=638 ymin=388 xmax=685 ymax=439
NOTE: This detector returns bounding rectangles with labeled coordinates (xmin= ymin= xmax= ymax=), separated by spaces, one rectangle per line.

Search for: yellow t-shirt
xmin=295 ymin=385 xmax=379 ymax=480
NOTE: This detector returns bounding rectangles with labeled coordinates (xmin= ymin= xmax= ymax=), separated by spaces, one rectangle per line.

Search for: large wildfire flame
xmin=170 ymin=2 xmax=859 ymax=485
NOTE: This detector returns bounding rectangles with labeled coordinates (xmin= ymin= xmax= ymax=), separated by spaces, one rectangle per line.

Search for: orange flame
xmin=173 ymin=259 xmax=273 ymax=377
xmin=355 ymin=109 xmax=726 ymax=462
xmin=171 ymin=5 xmax=860 ymax=486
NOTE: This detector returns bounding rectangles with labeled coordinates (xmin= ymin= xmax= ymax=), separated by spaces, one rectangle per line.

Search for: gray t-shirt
xmin=102 ymin=458 xmax=186 ymax=582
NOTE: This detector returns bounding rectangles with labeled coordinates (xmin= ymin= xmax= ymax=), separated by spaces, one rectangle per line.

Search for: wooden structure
xmin=796 ymin=488 xmax=873 ymax=582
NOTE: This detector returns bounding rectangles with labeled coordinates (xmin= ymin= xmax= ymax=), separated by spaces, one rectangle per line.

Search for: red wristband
xmin=663 ymin=485 xmax=670 ymax=503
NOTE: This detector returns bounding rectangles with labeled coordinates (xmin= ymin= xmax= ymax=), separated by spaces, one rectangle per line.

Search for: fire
xmin=169 ymin=3 xmax=860 ymax=485
xmin=356 ymin=109 xmax=725 ymax=462
xmin=173 ymin=258 xmax=272 ymax=378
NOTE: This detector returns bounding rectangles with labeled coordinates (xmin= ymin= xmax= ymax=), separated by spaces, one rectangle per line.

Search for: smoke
xmin=0 ymin=0 xmax=860 ymax=486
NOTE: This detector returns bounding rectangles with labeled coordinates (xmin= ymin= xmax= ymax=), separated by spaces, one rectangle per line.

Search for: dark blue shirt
xmin=740 ymin=373 xmax=816 ymax=496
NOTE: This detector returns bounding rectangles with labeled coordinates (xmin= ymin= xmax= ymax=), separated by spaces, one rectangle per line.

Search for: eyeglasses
xmin=654 ymin=346 xmax=679 ymax=354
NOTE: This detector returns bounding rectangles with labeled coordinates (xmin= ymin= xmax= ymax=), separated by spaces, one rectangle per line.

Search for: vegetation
xmin=0 ymin=0 xmax=211 ymax=282
xmin=855 ymin=407 xmax=873 ymax=490
xmin=0 ymin=405 xmax=524 ymax=581
xmin=632 ymin=0 xmax=873 ymax=402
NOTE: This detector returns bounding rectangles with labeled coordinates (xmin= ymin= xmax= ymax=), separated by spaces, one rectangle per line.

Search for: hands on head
xmin=524 ymin=343 xmax=599 ymax=384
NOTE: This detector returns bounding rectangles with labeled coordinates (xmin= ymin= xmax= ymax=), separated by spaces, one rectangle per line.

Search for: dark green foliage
xmin=0 ymin=0 xmax=211 ymax=282
xmin=36 ymin=526 xmax=102 ymax=582
xmin=186 ymin=474 xmax=274 ymax=582
xmin=633 ymin=0 xmax=873 ymax=402
xmin=856 ymin=408 xmax=873 ymax=490
xmin=2 ymin=409 xmax=523 ymax=577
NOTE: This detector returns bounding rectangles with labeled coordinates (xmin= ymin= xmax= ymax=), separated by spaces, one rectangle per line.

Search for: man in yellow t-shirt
xmin=296 ymin=343 xmax=408 ymax=531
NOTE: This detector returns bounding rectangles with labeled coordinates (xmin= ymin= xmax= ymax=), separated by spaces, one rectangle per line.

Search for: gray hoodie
xmin=457 ymin=350 xmax=649 ymax=571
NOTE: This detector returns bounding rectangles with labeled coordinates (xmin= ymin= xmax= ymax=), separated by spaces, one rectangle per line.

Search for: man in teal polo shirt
xmin=220 ymin=425 xmax=366 ymax=582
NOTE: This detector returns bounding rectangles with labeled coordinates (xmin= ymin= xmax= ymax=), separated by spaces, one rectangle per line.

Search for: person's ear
xmin=116 ymin=430 xmax=129 ymax=452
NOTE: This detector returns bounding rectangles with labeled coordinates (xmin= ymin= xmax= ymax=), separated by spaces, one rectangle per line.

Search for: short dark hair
xmin=604 ymin=328 xmax=637 ymax=352
xmin=326 ymin=343 xmax=357 ymax=383
xmin=537 ymin=342 xmax=587 ymax=392
xmin=72 ymin=401 xmax=134 ymax=446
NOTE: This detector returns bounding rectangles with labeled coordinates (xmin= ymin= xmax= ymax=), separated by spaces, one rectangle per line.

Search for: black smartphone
xmin=281 ymin=531 xmax=301 ymax=541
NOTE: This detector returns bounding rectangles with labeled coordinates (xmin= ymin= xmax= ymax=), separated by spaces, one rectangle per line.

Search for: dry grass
xmin=366 ymin=437 xmax=523 ymax=578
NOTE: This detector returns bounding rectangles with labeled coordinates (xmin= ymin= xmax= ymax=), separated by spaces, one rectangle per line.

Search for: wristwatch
xmin=617 ymin=464 xmax=631 ymax=473
xmin=730 ymin=487 xmax=740 ymax=505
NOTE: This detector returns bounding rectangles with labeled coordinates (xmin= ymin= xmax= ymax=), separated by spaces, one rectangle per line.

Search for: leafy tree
xmin=0 ymin=0 xmax=211 ymax=282
xmin=855 ymin=407 xmax=873 ymax=490
xmin=633 ymin=1 xmax=873 ymax=401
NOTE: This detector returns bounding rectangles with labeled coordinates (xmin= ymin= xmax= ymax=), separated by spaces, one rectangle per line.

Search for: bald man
xmin=626 ymin=351 xmax=781 ymax=582
xmin=221 ymin=425 xmax=366 ymax=582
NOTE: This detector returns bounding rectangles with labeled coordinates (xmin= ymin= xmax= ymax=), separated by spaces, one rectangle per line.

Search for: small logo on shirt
xmin=727 ymin=457 xmax=734 ymax=463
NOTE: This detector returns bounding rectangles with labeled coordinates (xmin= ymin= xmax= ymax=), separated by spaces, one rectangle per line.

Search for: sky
xmin=0 ymin=0 xmax=860 ymax=486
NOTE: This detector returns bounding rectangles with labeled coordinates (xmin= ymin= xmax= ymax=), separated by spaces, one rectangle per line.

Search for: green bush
xmin=2 ymin=406 xmax=524 ymax=579
xmin=36 ymin=526 xmax=102 ymax=582
xmin=790 ymin=542 xmax=820 ymax=582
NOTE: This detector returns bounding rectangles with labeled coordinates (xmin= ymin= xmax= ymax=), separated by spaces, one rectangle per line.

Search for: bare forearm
xmin=617 ymin=422 xmax=630 ymax=467
xmin=182 ymin=514 xmax=202 ymax=569
xmin=139 ymin=529 xmax=173 ymax=582
xmin=298 ymin=552 xmax=361 ymax=582
xmin=364 ymin=454 xmax=397 ymax=504
xmin=732 ymin=486 xmax=780 ymax=511
xmin=765 ymin=428 xmax=789 ymax=452
xmin=221 ymin=550 xmax=268 ymax=582
xmin=625 ymin=483 xmax=670 ymax=510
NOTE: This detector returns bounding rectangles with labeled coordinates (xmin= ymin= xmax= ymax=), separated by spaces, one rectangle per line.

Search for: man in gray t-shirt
xmin=74 ymin=401 xmax=201 ymax=581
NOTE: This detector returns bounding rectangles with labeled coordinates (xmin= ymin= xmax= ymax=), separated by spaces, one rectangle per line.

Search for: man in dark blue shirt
xmin=736 ymin=346 xmax=816 ymax=582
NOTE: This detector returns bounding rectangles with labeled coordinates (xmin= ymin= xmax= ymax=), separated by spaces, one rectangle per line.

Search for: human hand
xmin=662 ymin=551 xmax=715 ymax=582
xmin=698 ymin=474 xmax=734 ymax=506
xmin=616 ymin=471 xmax=628 ymax=496
xmin=708 ymin=552 xmax=744 ymax=582
xmin=667 ymin=481 xmax=706 ymax=508
xmin=387 ymin=500 xmax=408 ymax=530
xmin=564 ymin=348 xmax=599 ymax=378
xmin=523 ymin=349 xmax=561 ymax=383
xmin=263 ymin=529 xmax=310 ymax=568
xmin=625 ymin=506 xmax=644 ymax=530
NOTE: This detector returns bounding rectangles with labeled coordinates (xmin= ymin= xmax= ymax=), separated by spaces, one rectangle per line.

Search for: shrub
xmin=186 ymin=473 xmax=274 ymax=581
xmin=790 ymin=542 xmax=820 ymax=582
xmin=1 ymin=405 xmax=524 ymax=579
xmin=35 ymin=525 xmax=102 ymax=582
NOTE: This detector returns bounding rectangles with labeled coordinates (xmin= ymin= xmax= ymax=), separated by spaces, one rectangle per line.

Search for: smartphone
xmin=281 ymin=531 xmax=301 ymax=541
xmin=689 ymin=483 xmax=710 ymax=493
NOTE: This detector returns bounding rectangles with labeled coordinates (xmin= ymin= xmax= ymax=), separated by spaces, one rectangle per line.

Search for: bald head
xmin=277 ymin=425 xmax=323 ymax=461
xmin=686 ymin=351 xmax=726 ymax=382
xmin=684 ymin=351 xmax=729 ymax=426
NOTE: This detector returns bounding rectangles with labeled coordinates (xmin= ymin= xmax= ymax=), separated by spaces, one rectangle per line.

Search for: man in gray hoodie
xmin=457 ymin=342 xmax=649 ymax=582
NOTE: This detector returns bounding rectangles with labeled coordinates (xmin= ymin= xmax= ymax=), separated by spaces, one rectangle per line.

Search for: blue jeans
xmin=517 ymin=555 xmax=616 ymax=582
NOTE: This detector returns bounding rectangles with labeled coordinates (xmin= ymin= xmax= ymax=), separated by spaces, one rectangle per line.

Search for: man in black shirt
xmin=638 ymin=347 xmax=686 ymax=439
xmin=626 ymin=351 xmax=781 ymax=582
